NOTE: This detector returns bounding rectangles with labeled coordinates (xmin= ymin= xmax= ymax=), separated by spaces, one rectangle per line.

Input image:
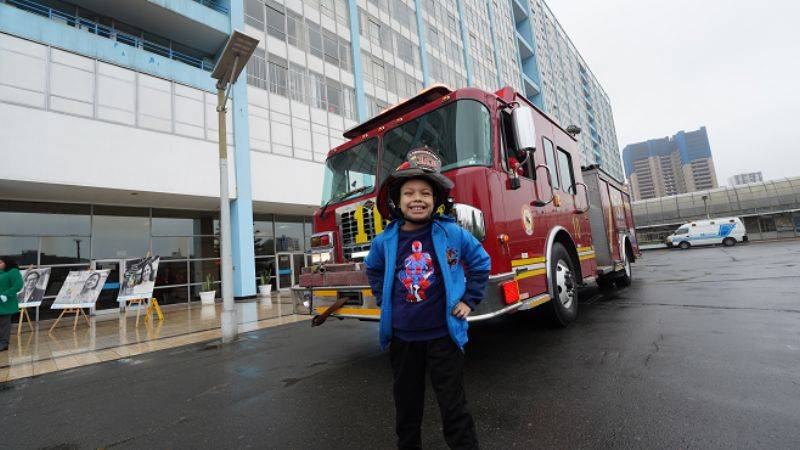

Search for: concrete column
xmin=228 ymin=0 xmax=256 ymax=298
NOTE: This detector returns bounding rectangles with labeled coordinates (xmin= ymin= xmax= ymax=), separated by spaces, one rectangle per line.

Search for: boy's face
xmin=399 ymin=179 xmax=435 ymax=222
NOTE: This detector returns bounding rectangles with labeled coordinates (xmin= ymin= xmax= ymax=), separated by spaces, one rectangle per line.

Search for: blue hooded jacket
xmin=364 ymin=215 xmax=491 ymax=350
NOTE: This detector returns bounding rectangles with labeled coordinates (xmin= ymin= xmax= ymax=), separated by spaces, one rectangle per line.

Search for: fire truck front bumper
xmin=292 ymin=286 xmax=381 ymax=321
xmin=293 ymin=273 xmax=552 ymax=323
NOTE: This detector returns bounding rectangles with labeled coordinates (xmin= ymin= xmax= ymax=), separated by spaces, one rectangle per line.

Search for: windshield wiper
xmin=319 ymin=185 xmax=371 ymax=219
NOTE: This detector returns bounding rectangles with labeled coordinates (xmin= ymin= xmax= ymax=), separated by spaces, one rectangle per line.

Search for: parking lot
xmin=2 ymin=240 xmax=800 ymax=449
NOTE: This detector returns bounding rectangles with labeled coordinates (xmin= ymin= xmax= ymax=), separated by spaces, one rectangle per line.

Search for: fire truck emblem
xmin=398 ymin=240 xmax=435 ymax=302
xmin=521 ymin=206 xmax=534 ymax=236
xmin=572 ymin=215 xmax=582 ymax=239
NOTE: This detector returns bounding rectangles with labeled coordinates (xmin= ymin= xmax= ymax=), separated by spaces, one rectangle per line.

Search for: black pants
xmin=390 ymin=336 xmax=478 ymax=450
xmin=0 ymin=314 xmax=11 ymax=349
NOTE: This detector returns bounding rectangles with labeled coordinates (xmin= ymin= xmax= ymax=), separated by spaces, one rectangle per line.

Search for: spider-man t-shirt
xmin=391 ymin=223 xmax=448 ymax=341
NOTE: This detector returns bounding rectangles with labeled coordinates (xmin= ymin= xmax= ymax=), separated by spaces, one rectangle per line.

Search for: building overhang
xmin=69 ymin=0 xmax=230 ymax=55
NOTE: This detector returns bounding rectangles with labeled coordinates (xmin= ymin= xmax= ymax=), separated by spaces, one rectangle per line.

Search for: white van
xmin=666 ymin=217 xmax=748 ymax=249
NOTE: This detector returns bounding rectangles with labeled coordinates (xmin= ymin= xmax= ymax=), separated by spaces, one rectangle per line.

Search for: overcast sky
xmin=545 ymin=0 xmax=800 ymax=183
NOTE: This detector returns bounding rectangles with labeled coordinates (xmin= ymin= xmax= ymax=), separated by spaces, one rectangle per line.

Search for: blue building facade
xmin=623 ymin=127 xmax=717 ymax=200
xmin=0 ymin=0 xmax=623 ymax=307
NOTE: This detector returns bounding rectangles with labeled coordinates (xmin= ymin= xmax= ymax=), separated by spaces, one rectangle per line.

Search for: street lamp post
xmin=210 ymin=31 xmax=259 ymax=344
xmin=702 ymin=195 xmax=710 ymax=219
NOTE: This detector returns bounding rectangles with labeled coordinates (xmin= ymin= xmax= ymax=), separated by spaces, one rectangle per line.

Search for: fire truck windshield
xmin=381 ymin=99 xmax=492 ymax=180
xmin=321 ymin=137 xmax=379 ymax=205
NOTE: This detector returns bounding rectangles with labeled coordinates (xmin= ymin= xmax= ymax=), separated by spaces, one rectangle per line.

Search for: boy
xmin=365 ymin=148 xmax=491 ymax=449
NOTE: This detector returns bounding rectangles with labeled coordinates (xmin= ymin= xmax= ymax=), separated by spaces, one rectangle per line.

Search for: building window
xmin=268 ymin=54 xmax=288 ymax=96
xmin=245 ymin=0 xmax=265 ymax=28
xmin=266 ymin=1 xmax=286 ymax=40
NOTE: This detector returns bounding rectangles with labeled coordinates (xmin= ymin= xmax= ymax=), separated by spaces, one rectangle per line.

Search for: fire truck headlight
xmin=311 ymin=250 xmax=333 ymax=264
xmin=451 ymin=204 xmax=486 ymax=241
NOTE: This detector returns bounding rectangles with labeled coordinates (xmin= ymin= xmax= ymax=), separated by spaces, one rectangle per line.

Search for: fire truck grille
xmin=339 ymin=206 xmax=383 ymax=260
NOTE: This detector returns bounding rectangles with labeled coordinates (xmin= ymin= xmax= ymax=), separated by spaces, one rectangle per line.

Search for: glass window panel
xmin=274 ymin=218 xmax=305 ymax=252
xmin=40 ymin=236 xmax=90 ymax=265
xmin=191 ymin=259 xmax=221 ymax=285
xmin=156 ymin=260 xmax=189 ymax=286
xmin=556 ymin=149 xmax=575 ymax=194
xmin=152 ymin=209 xmax=219 ymax=236
xmin=0 ymin=236 xmax=38 ymax=266
xmin=189 ymin=237 xmax=220 ymax=259
xmin=304 ymin=221 xmax=312 ymax=251
xmin=542 ymin=138 xmax=559 ymax=190
xmin=255 ymin=257 xmax=277 ymax=290
xmin=266 ymin=1 xmax=286 ymax=40
xmin=254 ymin=236 xmax=275 ymax=256
xmin=154 ymin=285 xmax=189 ymax=306
xmin=253 ymin=217 xmax=274 ymax=236
xmin=152 ymin=236 xmax=190 ymax=260
xmin=245 ymin=0 xmax=265 ymax=28
xmin=0 ymin=200 xmax=90 ymax=236
xmin=91 ymin=211 xmax=150 ymax=259
xmin=307 ymin=22 xmax=323 ymax=59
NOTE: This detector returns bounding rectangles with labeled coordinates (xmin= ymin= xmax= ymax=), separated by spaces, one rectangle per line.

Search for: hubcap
xmin=555 ymin=261 xmax=576 ymax=309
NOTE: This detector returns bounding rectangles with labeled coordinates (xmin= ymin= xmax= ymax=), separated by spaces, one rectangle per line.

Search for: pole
xmin=217 ymin=84 xmax=236 ymax=343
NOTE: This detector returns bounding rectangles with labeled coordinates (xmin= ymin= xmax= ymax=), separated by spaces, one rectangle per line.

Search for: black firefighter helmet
xmin=376 ymin=147 xmax=454 ymax=219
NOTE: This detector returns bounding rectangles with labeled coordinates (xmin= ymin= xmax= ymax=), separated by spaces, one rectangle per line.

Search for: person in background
xmin=0 ymin=257 xmax=23 ymax=351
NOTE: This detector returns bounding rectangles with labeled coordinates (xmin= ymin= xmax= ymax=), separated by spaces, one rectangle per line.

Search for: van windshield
xmin=675 ymin=227 xmax=689 ymax=235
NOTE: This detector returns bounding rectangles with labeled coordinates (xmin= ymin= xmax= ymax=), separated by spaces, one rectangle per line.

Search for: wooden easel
xmin=126 ymin=297 xmax=164 ymax=326
xmin=17 ymin=306 xmax=34 ymax=335
xmin=144 ymin=298 xmax=164 ymax=323
xmin=49 ymin=307 xmax=90 ymax=333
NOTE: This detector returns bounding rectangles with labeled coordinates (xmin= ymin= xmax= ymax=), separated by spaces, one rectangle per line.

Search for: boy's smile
xmin=399 ymin=179 xmax=435 ymax=223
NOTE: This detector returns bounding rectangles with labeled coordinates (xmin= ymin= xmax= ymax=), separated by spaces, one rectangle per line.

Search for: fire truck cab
xmin=294 ymin=85 xmax=637 ymax=326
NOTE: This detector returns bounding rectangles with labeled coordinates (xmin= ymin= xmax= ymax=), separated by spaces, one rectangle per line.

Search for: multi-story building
xmin=728 ymin=172 xmax=764 ymax=186
xmin=623 ymin=127 xmax=718 ymax=200
xmin=0 ymin=0 xmax=622 ymax=312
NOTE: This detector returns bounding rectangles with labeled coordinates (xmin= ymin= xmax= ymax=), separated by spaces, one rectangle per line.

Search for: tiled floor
xmin=0 ymin=293 xmax=308 ymax=383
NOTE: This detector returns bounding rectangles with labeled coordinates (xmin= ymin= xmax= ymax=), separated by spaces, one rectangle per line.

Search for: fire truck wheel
xmin=546 ymin=243 xmax=578 ymax=327
xmin=616 ymin=250 xmax=632 ymax=288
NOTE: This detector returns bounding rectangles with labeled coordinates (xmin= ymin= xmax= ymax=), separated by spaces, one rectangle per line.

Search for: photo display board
xmin=52 ymin=270 xmax=110 ymax=309
xmin=118 ymin=256 xmax=160 ymax=302
xmin=18 ymin=268 xmax=51 ymax=308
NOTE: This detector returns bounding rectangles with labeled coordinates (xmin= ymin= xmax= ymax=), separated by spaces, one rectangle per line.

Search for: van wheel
xmin=723 ymin=237 xmax=736 ymax=247
xmin=616 ymin=250 xmax=632 ymax=288
xmin=546 ymin=243 xmax=578 ymax=327
xmin=679 ymin=241 xmax=691 ymax=250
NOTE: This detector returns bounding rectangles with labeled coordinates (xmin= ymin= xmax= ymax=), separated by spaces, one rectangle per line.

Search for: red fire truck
xmin=293 ymin=85 xmax=638 ymax=326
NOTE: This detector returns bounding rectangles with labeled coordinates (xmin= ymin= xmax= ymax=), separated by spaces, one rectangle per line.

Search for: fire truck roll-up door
xmin=583 ymin=167 xmax=615 ymax=270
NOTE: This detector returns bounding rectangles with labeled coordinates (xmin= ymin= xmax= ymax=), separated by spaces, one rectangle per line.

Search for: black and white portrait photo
xmin=52 ymin=270 xmax=110 ymax=309
xmin=118 ymin=256 xmax=160 ymax=302
xmin=19 ymin=268 xmax=51 ymax=307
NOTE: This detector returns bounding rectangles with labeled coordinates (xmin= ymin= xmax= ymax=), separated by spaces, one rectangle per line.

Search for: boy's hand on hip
xmin=452 ymin=301 xmax=471 ymax=320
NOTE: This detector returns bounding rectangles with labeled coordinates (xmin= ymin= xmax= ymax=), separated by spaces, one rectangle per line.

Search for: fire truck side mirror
xmin=511 ymin=106 xmax=537 ymax=152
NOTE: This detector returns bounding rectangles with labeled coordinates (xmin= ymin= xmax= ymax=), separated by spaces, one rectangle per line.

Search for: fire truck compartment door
xmin=584 ymin=171 xmax=614 ymax=267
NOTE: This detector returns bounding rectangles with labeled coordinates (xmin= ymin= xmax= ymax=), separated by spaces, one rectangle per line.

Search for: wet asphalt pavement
xmin=2 ymin=240 xmax=800 ymax=449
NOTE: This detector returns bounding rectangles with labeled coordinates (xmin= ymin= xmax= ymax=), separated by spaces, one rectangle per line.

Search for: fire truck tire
xmin=546 ymin=243 xmax=579 ymax=327
xmin=616 ymin=249 xmax=632 ymax=288
xmin=678 ymin=241 xmax=691 ymax=250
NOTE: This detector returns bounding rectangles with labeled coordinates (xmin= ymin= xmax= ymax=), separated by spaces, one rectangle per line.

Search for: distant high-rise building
xmin=622 ymin=127 xmax=718 ymax=200
xmin=728 ymin=172 xmax=764 ymax=186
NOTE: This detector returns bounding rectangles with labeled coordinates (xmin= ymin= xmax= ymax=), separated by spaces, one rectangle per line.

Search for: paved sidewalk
xmin=0 ymin=294 xmax=305 ymax=382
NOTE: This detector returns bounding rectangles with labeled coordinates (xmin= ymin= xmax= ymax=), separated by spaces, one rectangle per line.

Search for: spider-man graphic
xmin=398 ymin=240 xmax=435 ymax=302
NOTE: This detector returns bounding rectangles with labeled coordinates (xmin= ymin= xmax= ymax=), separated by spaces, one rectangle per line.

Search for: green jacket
xmin=0 ymin=268 xmax=22 ymax=315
